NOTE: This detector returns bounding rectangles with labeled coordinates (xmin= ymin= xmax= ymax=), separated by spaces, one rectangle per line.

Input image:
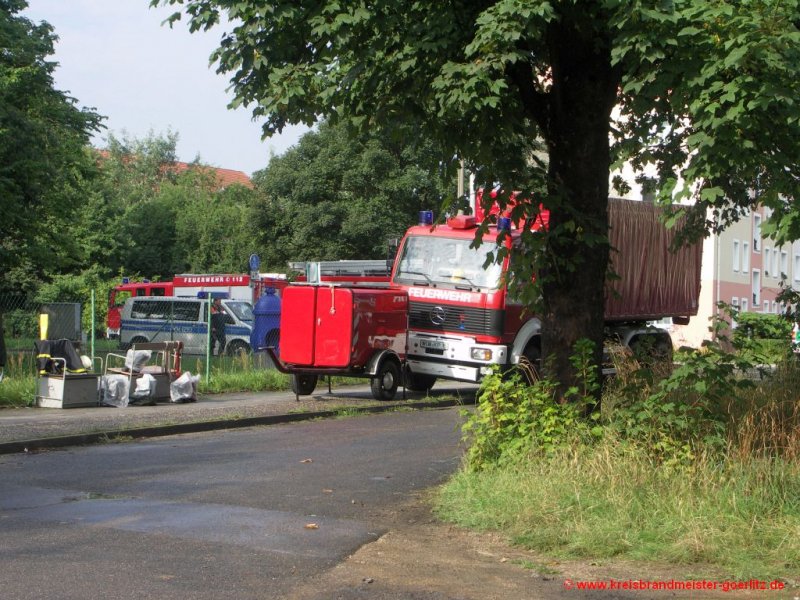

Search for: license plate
xmin=420 ymin=339 xmax=447 ymax=351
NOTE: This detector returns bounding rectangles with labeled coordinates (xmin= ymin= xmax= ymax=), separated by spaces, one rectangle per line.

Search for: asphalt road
xmin=0 ymin=407 xmax=465 ymax=600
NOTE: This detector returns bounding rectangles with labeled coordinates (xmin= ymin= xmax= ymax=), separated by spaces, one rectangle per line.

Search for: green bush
xmin=461 ymin=339 xmax=600 ymax=470
xmin=733 ymin=311 xmax=791 ymax=344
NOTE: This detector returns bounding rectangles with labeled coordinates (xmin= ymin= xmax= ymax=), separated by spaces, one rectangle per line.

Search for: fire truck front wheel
xmin=291 ymin=373 xmax=318 ymax=396
xmin=371 ymin=360 xmax=400 ymax=401
xmin=405 ymin=372 xmax=437 ymax=392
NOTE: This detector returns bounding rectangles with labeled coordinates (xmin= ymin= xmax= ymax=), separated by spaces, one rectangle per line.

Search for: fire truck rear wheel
xmin=291 ymin=374 xmax=318 ymax=396
xmin=371 ymin=360 xmax=400 ymax=401
xmin=405 ymin=372 xmax=437 ymax=392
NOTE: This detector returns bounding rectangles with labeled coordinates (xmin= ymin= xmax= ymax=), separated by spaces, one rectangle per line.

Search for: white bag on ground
xmin=125 ymin=349 xmax=151 ymax=373
xmin=130 ymin=373 xmax=157 ymax=405
xmin=101 ymin=374 xmax=130 ymax=408
xmin=170 ymin=371 xmax=199 ymax=403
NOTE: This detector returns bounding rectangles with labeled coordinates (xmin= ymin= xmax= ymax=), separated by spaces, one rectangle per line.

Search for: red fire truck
xmin=106 ymin=274 xmax=288 ymax=338
xmin=270 ymin=198 xmax=702 ymax=400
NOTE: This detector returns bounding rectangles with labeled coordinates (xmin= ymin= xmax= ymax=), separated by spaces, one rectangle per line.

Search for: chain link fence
xmin=0 ymin=293 xmax=90 ymax=353
xmin=0 ymin=290 xmax=266 ymax=375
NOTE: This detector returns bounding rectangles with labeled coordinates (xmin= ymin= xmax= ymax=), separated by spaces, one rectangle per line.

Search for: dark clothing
xmin=211 ymin=306 xmax=227 ymax=355
xmin=35 ymin=339 xmax=86 ymax=375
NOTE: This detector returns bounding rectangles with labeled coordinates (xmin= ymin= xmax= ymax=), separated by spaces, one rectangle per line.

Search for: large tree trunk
xmin=537 ymin=10 xmax=619 ymax=398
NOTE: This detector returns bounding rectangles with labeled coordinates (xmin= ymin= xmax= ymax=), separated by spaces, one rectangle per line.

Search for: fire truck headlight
xmin=471 ymin=348 xmax=493 ymax=361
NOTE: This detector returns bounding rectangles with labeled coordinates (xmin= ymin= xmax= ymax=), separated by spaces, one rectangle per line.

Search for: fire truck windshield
xmin=394 ymin=235 xmax=502 ymax=290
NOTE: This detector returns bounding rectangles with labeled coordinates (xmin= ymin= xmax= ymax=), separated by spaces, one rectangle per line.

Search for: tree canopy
xmin=75 ymin=131 xmax=262 ymax=279
xmin=251 ymin=120 xmax=449 ymax=269
xmin=0 ymin=0 xmax=103 ymax=292
xmin=157 ymin=0 xmax=800 ymax=391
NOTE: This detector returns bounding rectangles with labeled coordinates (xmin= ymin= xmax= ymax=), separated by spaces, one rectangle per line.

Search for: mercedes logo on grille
xmin=430 ymin=306 xmax=446 ymax=326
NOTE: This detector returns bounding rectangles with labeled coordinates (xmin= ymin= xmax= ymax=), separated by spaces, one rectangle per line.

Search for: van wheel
xmin=405 ymin=372 xmax=437 ymax=392
xmin=226 ymin=340 xmax=250 ymax=356
xmin=291 ymin=374 xmax=318 ymax=396
xmin=371 ymin=360 xmax=400 ymax=401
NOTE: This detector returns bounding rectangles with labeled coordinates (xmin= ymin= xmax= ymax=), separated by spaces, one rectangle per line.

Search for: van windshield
xmin=226 ymin=301 xmax=254 ymax=322
xmin=394 ymin=235 xmax=502 ymax=290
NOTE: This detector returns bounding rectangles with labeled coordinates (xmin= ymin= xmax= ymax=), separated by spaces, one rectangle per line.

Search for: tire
xmin=630 ymin=334 xmax=673 ymax=367
xmin=226 ymin=340 xmax=251 ymax=357
xmin=405 ymin=372 xmax=437 ymax=392
xmin=371 ymin=359 xmax=400 ymax=400
xmin=518 ymin=342 xmax=541 ymax=384
xmin=291 ymin=373 xmax=318 ymax=396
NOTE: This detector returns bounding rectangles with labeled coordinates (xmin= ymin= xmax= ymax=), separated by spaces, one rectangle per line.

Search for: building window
xmin=752 ymin=270 xmax=761 ymax=306
xmin=753 ymin=214 xmax=762 ymax=252
xmin=733 ymin=240 xmax=740 ymax=272
xmin=781 ymin=251 xmax=788 ymax=279
xmin=764 ymin=248 xmax=770 ymax=277
xmin=743 ymin=242 xmax=750 ymax=273
xmin=795 ymin=255 xmax=800 ymax=282
xmin=773 ymin=250 xmax=779 ymax=279
xmin=741 ymin=298 xmax=749 ymax=312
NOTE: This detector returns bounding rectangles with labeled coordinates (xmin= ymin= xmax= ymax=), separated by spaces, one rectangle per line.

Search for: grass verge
xmin=436 ymin=437 xmax=800 ymax=580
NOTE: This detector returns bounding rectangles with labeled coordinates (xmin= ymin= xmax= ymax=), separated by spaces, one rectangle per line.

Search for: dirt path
xmin=288 ymin=496 xmax=796 ymax=600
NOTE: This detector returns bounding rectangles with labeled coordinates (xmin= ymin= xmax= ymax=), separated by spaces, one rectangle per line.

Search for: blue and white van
xmin=119 ymin=297 xmax=253 ymax=355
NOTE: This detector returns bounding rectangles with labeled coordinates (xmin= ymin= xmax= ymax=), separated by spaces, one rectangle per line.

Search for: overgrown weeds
xmin=442 ymin=332 xmax=800 ymax=580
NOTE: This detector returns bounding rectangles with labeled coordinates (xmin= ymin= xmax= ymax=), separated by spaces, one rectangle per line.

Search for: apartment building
xmin=673 ymin=207 xmax=798 ymax=348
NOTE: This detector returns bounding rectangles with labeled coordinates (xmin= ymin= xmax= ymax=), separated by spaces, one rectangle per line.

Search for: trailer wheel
xmin=371 ymin=360 xmax=400 ymax=400
xmin=291 ymin=373 xmax=318 ymax=396
xmin=405 ymin=372 xmax=437 ymax=392
xmin=226 ymin=340 xmax=251 ymax=357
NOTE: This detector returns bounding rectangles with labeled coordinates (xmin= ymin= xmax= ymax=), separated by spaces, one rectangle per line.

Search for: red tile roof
xmin=96 ymin=150 xmax=253 ymax=189
xmin=168 ymin=162 xmax=254 ymax=189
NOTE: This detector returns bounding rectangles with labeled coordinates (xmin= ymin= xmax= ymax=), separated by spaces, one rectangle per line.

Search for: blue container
xmin=250 ymin=288 xmax=282 ymax=353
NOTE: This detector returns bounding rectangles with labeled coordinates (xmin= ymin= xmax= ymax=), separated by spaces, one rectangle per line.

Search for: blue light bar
xmin=497 ymin=217 xmax=512 ymax=231
xmin=419 ymin=210 xmax=433 ymax=226
xmin=122 ymin=277 xmax=130 ymax=284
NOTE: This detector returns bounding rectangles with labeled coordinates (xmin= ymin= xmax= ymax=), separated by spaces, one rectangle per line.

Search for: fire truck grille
xmin=408 ymin=301 xmax=504 ymax=337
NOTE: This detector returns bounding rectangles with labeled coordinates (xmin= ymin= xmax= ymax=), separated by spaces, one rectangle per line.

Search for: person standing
xmin=210 ymin=298 xmax=227 ymax=356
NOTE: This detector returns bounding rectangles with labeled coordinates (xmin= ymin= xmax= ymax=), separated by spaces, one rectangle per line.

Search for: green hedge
xmin=733 ymin=312 xmax=791 ymax=343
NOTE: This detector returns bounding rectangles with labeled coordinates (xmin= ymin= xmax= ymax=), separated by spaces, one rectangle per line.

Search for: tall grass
xmin=437 ymin=439 xmax=800 ymax=578
xmin=438 ymin=346 xmax=800 ymax=581
xmin=193 ymin=352 xmax=291 ymax=394
xmin=0 ymin=351 xmax=39 ymax=407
